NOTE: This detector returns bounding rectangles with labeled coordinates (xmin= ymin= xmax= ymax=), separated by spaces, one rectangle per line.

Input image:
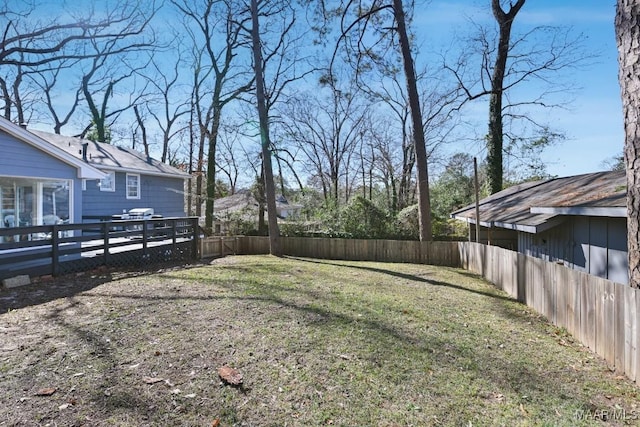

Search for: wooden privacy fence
xmin=458 ymin=242 xmax=639 ymax=384
xmin=200 ymin=236 xmax=240 ymax=258
xmin=202 ymin=236 xmax=640 ymax=385
xmin=203 ymin=236 xmax=461 ymax=266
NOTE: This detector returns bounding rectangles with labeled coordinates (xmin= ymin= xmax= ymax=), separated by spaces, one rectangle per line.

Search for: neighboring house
xmin=0 ymin=117 xmax=189 ymax=239
xmin=275 ymin=195 xmax=302 ymax=219
xmin=211 ymin=190 xmax=302 ymax=234
xmin=451 ymin=170 xmax=629 ymax=284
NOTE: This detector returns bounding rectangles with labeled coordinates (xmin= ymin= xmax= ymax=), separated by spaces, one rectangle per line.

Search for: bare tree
xmin=0 ymin=0 xmax=157 ymax=127
xmin=79 ymin=19 xmax=156 ymax=143
xmin=318 ymin=0 xmax=433 ymax=240
xmin=445 ymin=0 xmax=588 ymax=194
xmin=250 ymin=0 xmax=281 ymax=255
xmin=216 ymin=123 xmax=245 ymax=195
xmin=486 ymin=0 xmax=525 ymax=194
xmin=616 ymin=0 xmax=640 ymax=288
xmin=175 ymin=0 xmax=253 ymax=231
xmin=134 ymin=50 xmax=191 ymax=162
xmin=30 ymin=59 xmax=83 ymax=134
xmin=133 ymin=104 xmax=150 ymax=157
xmin=282 ymin=78 xmax=369 ymax=207
xmin=246 ymin=0 xmax=320 ymax=254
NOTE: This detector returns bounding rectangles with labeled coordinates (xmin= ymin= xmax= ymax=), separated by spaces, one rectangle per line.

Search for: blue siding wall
xmin=0 ymin=130 xmax=76 ymax=180
xmin=0 ymin=130 xmax=83 ymax=223
xmin=82 ymin=172 xmax=185 ymax=218
xmin=518 ymin=216 xmax=629 ymax=285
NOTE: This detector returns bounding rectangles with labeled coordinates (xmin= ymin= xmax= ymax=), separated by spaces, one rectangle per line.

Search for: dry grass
xmin=0 ymin=255 xmax=639 ymax=426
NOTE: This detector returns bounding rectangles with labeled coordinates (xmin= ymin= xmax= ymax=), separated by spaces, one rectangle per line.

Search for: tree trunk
xmin=487 ymin=0 xmax=526 ymax=194
xmin=616 ymin=0 xmax=640 ymax=288
xmin=195 ymin=127 xmax=205 ymax=218
xmin=392 ymin=0 xmax=432 ymax=241
xmin=205 ymin=108 xmax=221 ymax=231
xmin=0 ymin=78 xmax=10 ymax=120
xmin=251 ymin=0 xmax=281 ymax=256
xmin=133 ymin=105 xmax=150 ymax=158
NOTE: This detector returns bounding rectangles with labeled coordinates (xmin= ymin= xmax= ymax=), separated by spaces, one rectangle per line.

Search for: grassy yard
xmin=0 ymin=255 xmax=639 ymax=426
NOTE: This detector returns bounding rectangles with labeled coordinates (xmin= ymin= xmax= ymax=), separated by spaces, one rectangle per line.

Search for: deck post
xmin=192 ymin=217 xmax=199 ymax=259
xmin=103 ymin=222 xmax=110 ymax=266
xmin=51 ymin=225 xmax=59 ymax=276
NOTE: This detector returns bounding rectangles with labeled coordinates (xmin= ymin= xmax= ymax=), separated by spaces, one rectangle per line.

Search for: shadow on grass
xmin=287 ymin=256 xmax=515 ymax=303
xmin=0 ymin=260 xmax=210 ymax=314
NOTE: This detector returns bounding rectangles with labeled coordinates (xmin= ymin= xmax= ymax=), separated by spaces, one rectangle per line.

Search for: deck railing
xmin=0 ymin=217 xmax=199 ymax=280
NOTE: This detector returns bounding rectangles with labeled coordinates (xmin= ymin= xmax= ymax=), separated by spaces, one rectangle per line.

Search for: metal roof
xmin=451 ymin=170 xmax=626 ymax=234
xmin=30 ymin=130 xmax=190 ymax=179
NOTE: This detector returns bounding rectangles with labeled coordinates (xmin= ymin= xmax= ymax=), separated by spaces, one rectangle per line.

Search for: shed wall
xmin=517 ymin=216 xmax=628 ymax=285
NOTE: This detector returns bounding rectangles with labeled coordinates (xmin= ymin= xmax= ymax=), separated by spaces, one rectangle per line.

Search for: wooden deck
xmin=0 ymin=217 xmax=199 ymax=280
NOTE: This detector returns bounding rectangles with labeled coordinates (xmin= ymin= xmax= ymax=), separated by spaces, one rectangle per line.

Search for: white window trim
xmin=100 ymin=171 xmax=115 ymax=192
xmin=126 ymin=173 xmax=140 ymax=199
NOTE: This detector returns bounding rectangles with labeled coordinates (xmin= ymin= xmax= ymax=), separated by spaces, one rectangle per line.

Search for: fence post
xmin=51 ymin=225 xmax=59 ymax=276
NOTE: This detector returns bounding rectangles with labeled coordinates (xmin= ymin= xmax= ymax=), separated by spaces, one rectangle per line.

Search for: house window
xmin=100 ymin=171 xmax=115 ymax=192
xmin=0 ymin=177 xmax=71 ymax=232
xmin=126 ymin=174 xmax=140 ymax=199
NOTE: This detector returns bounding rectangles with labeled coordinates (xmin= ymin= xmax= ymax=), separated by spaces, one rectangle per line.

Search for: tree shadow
xmin=287 ymin=256 xmax=515 ymax=303
xmin=0 ymin=260 xmax=211 ymax=313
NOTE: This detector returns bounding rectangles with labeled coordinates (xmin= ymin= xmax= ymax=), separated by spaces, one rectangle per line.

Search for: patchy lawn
xmin=0 ymin=255 xmax=638 ymax=426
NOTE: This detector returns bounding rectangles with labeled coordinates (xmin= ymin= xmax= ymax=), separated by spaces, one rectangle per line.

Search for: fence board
xmin=544 ymin=262 xmax=556 ymax=323
xmin=625 ymin=287 xmax=638 ymax=381
xmin=567 ymin=268 xmax=581 ymax=339
xmin=582 ymin=274 xmax=596 ymax=352
xmin=555 ymin=266 xmax=568 ymax=330
xmin=636 ymin=290 xmax=640 ymax=385
xmin=506 ymin=249 xmax=518 ymax=299
xmin=615 ymin=283 xmax=626 ymax=373
xmin=599 ymin=279 xmax=615 ymax=367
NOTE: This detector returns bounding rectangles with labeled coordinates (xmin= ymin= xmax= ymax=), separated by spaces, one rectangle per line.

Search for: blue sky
xmin=415 ymin=0 xmax=622 ymax=177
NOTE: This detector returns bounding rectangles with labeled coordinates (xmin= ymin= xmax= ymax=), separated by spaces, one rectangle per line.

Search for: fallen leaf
xmin=34 ymin=388 xmax=56 ymax=396
xmin=218 ymin=365 xmax=243 ymax=385
xmin=58 ymin=403 xmax=71 ymax=410
xmin=211 ymin=420 xmax=221 ymax=427
xmin=143 ymin=376 xmax=165 ymax=385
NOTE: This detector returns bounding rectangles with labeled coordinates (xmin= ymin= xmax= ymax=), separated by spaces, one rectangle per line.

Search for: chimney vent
xmin=82 ymin=143 xmax=88 ymax=161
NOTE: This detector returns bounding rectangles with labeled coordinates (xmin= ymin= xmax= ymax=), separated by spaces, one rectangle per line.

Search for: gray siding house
xmin=0 ymin=117 xmax=189 ymax=236
xmin=31 ymin=130 xmax=190 ymax=220
xmin=451 ymin=171 xmax=629 ymax=284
